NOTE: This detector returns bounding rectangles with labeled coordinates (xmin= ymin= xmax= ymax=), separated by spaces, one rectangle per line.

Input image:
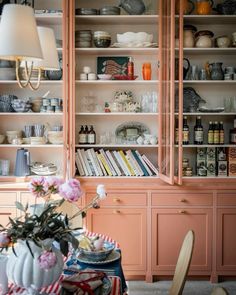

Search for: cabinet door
xmin=0 ymin=208 xmax=17 ymax=227
xmin=159 ymin=0 xmax=176 ymax=185
xmin=152 ymin=208 xmax=212 ymax=272
xmin=87 ymin=208 xmax=147 ymax=272
xmin=217 ymin=209 xmax=236 ymax=271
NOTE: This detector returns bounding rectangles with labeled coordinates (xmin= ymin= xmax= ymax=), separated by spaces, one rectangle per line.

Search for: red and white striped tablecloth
xmin=7 ymin=231 xmax=122 ymax=295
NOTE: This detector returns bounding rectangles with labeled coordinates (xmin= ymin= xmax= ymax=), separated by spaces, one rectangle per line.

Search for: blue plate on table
xmin=77 ymin=250 xmax=120 ymax=265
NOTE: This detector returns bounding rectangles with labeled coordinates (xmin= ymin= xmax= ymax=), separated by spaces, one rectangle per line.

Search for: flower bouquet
xmin=0 ymin=177 xmax=106 ymax=294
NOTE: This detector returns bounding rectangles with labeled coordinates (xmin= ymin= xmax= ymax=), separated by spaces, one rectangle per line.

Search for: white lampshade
xmin=33 ymin=26 xmax=60 ymax=70
xmin=0 ymin=4 xmax=43 ymax=61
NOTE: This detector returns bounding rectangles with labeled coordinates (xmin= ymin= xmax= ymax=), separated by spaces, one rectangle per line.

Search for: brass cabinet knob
xmin=113 ymin=210 xmax=121 ymax=214
xmin=178 ymin=210 xmax=186 ymax=214
xmin=113 ymin=198 xmax=121 ymax=203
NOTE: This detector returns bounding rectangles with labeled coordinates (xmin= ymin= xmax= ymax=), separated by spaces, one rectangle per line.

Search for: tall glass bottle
xmin=194 ymin=116 xmax=203 ymax=145
xmin=182 ymin=116 xmax=189 ymax=144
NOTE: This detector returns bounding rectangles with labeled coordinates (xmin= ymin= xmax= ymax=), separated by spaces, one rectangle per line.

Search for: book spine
xmin=119 ymin=150 xmax=135 ymax=176
xmin=98 ymin=153 xmax=113 ymax=176
xmin=135 ymin=150 xmax=153 ymax=176
xmin=99 ymin=149 xmax=117 ymax=176
xmin=125 ymin=154 xmax=139 ymax=176
xmin=75 ymin=152 xmax=85 ymax=176
xmin=77 ymin=149 xmax=89 ymax=176
xmin=111 ymin=151 xmax=125 ymax=176
xmin=131 ymin=150 xmax=148 ymax=176
xmin=142 ymin=154 xmax=159 ymax=175
xmin=91 ymin=149 xmax=103 ymax=176
xmin=126 ymin=150 xmax=143 ymax=176
xmin=106 ymin=150 xmax=122 ymax=176
xmin=114 ymin=151 xmax=130 ymax=176
xmin=85 ymin=150 xmax=96 ymax=176
xmin=96 ymin=151 xmax=107 ymax=176
xmin=87 ymin=149 xmax=100 ymax=176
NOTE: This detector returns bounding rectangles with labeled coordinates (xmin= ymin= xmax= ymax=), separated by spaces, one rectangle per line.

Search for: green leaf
xmin=25 ymin=202 xmax=29 ymax=212
xmin=15 ymin=201 xmax=25 ymax=212
xmin=60 ymin=240 xmax=69 ymax=256
xmin=26 ymin=240 xmax=34 ymax=258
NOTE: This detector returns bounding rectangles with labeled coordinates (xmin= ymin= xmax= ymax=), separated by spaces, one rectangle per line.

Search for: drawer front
xmin=87 ymin=192 xmax=147 ymax=207
xmin=151 ymin=193 xmax=213 ymax=207
xmin=217 ymin=194 xmax=236 ymax=206
xmin=0 ymin=208 xmax=17 ymax=227
xmin=0 ymin=192 xmax=17 ymax=206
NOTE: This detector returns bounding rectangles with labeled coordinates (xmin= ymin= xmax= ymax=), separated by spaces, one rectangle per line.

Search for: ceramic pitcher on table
xmin=175 ymin=0 xmax=195 ymax=15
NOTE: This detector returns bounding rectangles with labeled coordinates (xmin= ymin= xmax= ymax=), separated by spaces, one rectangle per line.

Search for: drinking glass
xmin=1 ymin=159 xmax=10 ymax=176
xmin=142 ymin=63 xmax=152 ymax=80
xmin=224 ymin=97 xmax=232 ymax=112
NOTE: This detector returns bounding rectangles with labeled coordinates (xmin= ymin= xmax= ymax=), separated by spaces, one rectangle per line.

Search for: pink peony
xmin=0 ymin=233 xmax=11 ymax=247
xmin=38 ymin=251 xmax=57 ymax=270
xmin=28 ymin=177 xmax=47 ymax=198
xmin=44 ymin=177 xmax=64 ymax=194
xmin=59 ymin=179 xmax=82 ymax=202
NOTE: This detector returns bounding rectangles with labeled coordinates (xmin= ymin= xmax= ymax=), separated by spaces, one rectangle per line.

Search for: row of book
xmin=75 ymin=148 xmax=159 ymax=177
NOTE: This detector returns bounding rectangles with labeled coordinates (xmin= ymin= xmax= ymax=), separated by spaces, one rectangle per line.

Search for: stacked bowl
xmin=99 ymin=6 xmax=120 ymax=15
xmin=94 ymin=31 xmax=111 ymax=48
xmin=75 ymin=30 xmax=92 ymax=48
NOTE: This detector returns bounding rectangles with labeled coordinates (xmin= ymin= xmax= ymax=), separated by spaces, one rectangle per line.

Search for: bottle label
xmin=214 ymin=131 xmax=220 ymax=144
xmin=182 ymin=130 xmax=189 ymax=143
xmin=231 ymin=133 xmax=236 ymax=143
xmin=88 ymin=134 xmax=95 ymax=144
xmin=195 ymin=130 xmax=203 ymax=142
xmin=220 ymin=131 xmax=224 ymax=144
xmin=79 ymin=134 xmax=87 ymax=144
xmin=208 ymin=131 xmax=214 ymax=144
xmin=175 ymin=129 xmax=179 ymax=144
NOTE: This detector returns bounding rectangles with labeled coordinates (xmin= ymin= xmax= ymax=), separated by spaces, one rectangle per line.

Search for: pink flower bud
xmin=0 ymin=233 xmax=11 ymax=247
xmin=38 ymin=251 xmax=57 ymax=270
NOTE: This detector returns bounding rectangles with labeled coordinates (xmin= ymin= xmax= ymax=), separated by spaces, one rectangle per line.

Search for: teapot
xmin=175 ymin=0 xmax=195 ymax=15
xmin=14 ymin=148 xmax=30 ymax=176
xmin=119 ymin=0 xmax=146 ymax=15
xmin=175 ymin=58 xmax=191 ymax=80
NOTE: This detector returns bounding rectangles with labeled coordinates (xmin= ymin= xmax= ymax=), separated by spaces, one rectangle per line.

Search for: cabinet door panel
xmin=0 ymin=192 xmax=17 ymax=206
xmin=217 ymin=209 xmax=236 ymax=271
xmin=87 ymin=208 xmax=146 ymax=271
xmin=0 ymin=208 xmax=17 ymax=227
xmin=152 ymin=208 xmax=212 ymax=272
xmin=217 ymin=194 xmax=236 ymax=206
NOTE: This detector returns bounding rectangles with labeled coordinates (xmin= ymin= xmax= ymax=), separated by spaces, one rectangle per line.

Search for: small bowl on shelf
xmin=0 ymin=135 xmax=5 ymax=144
xmin=30 ymin=137 xmax=46 ymax=145
xmin=47 ymin=131 xmax=63 ymax=144
xmin=6 ymin=131 xmax=22 ymax=144
xmin=29 ymin=97 xmax=43 ymax=113
xmin=99 ymin=6 xmax=121 ymax=15
xmin=11 ymin=99 xmax=32 ymax=113
xmin=97 ymin=74 xmax=112 ymax=80
xmin=93 ymin=31 xmax=111 ymax=48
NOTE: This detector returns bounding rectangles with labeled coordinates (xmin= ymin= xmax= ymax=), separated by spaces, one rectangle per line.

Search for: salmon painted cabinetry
xmin=0 ymin=192 xmax=17 ymax=227
xmin=216 ymin=193 xmax=236 ymax=276
xmin=85 ymin=191 xmax=147 ymax=276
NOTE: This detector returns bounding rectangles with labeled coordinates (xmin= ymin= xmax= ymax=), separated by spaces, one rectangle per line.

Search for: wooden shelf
xmin=0 ymin=144 xmax=63 ymax=148
xmin=75 ymin=15 xmax=159 ymax=25
xmin=177 ymin=80 xmax=236 ymax=84
xmin=75 ymin=48 xmax=158 ymax=55
xmin=0 ymin=80 xmax=63 ymax=85
xmin=75 ymin=80 xmax=159 ymax=85
xmin=177 ymin=48 xmax=236 ymax=55
xmin=0 ymin=113 xmax=63 ymax=116
xmin=35 ymin=13 xmax=63 ymax=25
xmin=75 ymin=112 xmax=158 ymax=116
xmin=77 ymin=175 xmax=159 ymax=179
xmin=75 ymin=144 xmax=159 ymax=148
xmin=183 ymin=15 xmax=236 ymax=25
xmin=176 ymin=144 xmax=236 ymax=148
xmin=175 ymin=113 xmax=236 ymax=116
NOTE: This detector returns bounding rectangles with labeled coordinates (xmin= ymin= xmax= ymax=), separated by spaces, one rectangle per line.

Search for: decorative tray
xmin=77 ymin=250 xmax=120 ymax=265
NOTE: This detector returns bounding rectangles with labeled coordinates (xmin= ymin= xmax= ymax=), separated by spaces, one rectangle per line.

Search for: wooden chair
xmin=211 ymin=287 xmax=229 ymax=295
xmin=169 ymin=230 xmax=195 ymax=295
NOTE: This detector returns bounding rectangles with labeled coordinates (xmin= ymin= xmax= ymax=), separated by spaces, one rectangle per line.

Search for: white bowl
xmin=97 ymin=74 xmax=112 ymax=80
xmin=48 ymin=131 xmax=63 ymax=144
xmin=6 ymin=131 xmax=22 ymax=144
xmin=117 ymin=32 xmax=153 ymax=44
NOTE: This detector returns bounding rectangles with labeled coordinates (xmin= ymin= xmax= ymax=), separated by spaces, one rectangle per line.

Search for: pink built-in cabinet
xmin=1 ymin=0 xmax=236 ymax=284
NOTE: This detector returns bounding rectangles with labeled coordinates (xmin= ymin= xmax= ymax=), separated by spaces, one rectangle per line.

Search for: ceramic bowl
xmin=75 ymin=8 xmax=98 ymax=15
xmin=117 ymin=32 xmax=153 ymax=44
xmin=12 ymin=99 xmax=31 ymax=113
xmin=0 ymin=135 xmax=5 ymax=144
xmin=47 ymin=131 xmax=63 ymax=144
xmin=22 ymin=137 xmax=31 ymax=144
xmin=99 ymin=6 xmax=120 ymax=15
xmin=6 ymin=131 xmax=22 ymax=144
xmin=79 ymin=242 xmax=115 ymax=262
xmin=30 ymin=137 xmax=46 ymax=145
xmin=97 ymin=74 xmax=112 ymax=80
xmin=29 ymin=97 xmax=43 ymax=112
